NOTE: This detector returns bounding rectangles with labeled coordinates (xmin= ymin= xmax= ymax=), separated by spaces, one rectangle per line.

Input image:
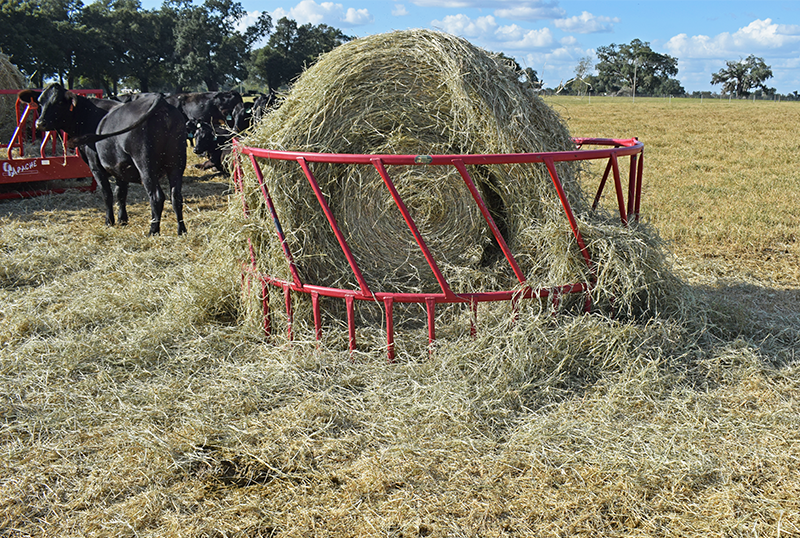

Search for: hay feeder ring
xmin=234 ymin=137 xmax=644 ymax=361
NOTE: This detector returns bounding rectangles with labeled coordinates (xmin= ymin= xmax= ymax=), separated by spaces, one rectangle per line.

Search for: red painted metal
xmin=234 ymin=137 xmax=644 ymax=360
xmin=1 ymin=89 xmax=103 ymax=199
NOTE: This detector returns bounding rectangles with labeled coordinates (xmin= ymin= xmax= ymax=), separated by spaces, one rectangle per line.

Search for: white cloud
xmin=432 ymin=13 xmax=554 ymax=49
xmin=554 ymin=11 xmax=618 ymax=34
xmin=413 ymin=0 xmax=564 ymax=19
xmin=494 ymin=4 xmax=565 ymax=21
xmin=343 ymin=7 xmax=372 ymax=25
xmin=273 ymin=0 xmax=373 ymax=27
xmin=412 ymin=0 xmax=481 ymax=7
xmin=665 ymin=18 xmax=800 ymax=59
xmin=431 ymin=14 xmax=498 ymax=38
xmin=392 ymin=4 xmax=409 ymax=16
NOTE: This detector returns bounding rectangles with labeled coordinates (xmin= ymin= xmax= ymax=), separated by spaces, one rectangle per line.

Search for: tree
xmin=247 ymin=17 xmax=349 ymax=90
xmin=591 ymin=39 xmax=684 ymax=96
xmin=170 ymin=0 xmax=271 ymax=91
xmin=0 ymin=0 xmax=86 ymax=87
xmin=711 ymin=55 xmax=774 ymax=98
xmin=521 ymin=67 xmax=542 ymax=92
xmin=569 ymin=56 xmax=594 ymax=96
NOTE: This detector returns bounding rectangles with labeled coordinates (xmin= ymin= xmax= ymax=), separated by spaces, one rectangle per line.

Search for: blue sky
xmin=145 ymin=0 xmax=800 ymax=94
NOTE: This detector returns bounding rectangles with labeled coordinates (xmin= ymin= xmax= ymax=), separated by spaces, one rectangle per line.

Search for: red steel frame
xmin=233 ymin=137 xmax=644 ymax=361
xmin=1 ymin=89 xmax=103 ymax=199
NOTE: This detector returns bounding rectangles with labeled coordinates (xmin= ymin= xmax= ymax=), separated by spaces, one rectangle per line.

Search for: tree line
xmin=1 ymin=2 xmax=789 ymax=100
xmin=0 ymin=0 xmax=350 ymax=95
xmin=564 ymin=39 xmax=784 ymax=99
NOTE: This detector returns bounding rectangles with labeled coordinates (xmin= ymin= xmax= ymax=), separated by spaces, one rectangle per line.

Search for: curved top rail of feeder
xmin=234 ymin=137 xmax=643 ymax=166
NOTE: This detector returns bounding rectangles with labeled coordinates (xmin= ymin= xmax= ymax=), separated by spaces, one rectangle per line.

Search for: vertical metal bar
xmin=262 ymin=277 xmax=271 ymax=336
xmin=470 ymin=299 xmax=478 ymax=338
xmin=452 ymin=159 xmax=526 ymax=284
xmin=609 ymin=154 xmax=628 ymax=226
xmin=346 ymin=295 xmax=356 ymax=354
xmin=296 ymin=157 xmax=373 ymax=298
xmin=426 ymin=297 xmax=436 ymax=350
xmin=634 ymin=150 xmax=644 ymax=221
xmin=543 ymin=157 xmax=594 ymax=272
xmin=592 ymin=159 xmax=613 ymax=211
xmin=371 ymin=157 xmax=458 ymax=299
xmin=6 ymin=103 xmax=35 ymax=159
xmin=250 ymin=153 xmax=305 ymax=288
xmin=627 ymin=154 xmax=638 ymax=220
xmin=284 ymin=283 xmax=293 ymax=342
xmin=312 ymin=291 xmax=322 ymax=341
xmin=384 ymin=296 xmax=395 ymax=363
xmin=231 ymin=142 xmax=250 ymax=216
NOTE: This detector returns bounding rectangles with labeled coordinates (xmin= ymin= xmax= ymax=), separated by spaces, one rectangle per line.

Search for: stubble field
xmin=1 ymin=96 xmax=799 ymax=537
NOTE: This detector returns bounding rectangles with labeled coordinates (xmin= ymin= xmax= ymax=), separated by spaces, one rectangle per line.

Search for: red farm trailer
xmin=1 ymin=88 xmax=103 ymax=200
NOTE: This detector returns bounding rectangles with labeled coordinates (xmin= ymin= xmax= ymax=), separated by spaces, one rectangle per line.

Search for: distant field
xmin=546 ymin=95 xmax=800 ymax=286
xmin=1 ymin=97 xmax=798 ymax=537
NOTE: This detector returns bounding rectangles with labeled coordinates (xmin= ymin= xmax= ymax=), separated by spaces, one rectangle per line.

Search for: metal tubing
xmin=592 ymin=158 xmax=614 ymax=211
xmin=384 ymin=297 xmax=395 ymax=363
xmin=249 ymin=154 xmax=304 ymax=289
xmin=283 ymin=283 xmax=293 ymax=341
xmin=628 ymin=154 xmax=638 ymax=220
xmin=312 ymin=291 xmax=322 ymax=341
xmin=262 ymin=277 xmax=271 ymax=336
xmin=233 ymin=137 xmax=643 ymax=359
xmin=470 ymin=300 xmax=478 ymax=338
xmin=610 ymin=154 xmax=627 ymax=226
xmin=635 ymin=151 xmax=644 ymax=221
xmin=346 ymin=295 xmax=356 ymax=352
xmin=452 ymin=159 xmax=526 ymax=284
xmin=426 ymin=297 xmax=436 ymax=348
xmin=543 ymin=156 xmax=593 ymax=273
xmin=297 ymin=157 xmax=374 ymax=297
xmin=371 ymin=157 xmax=458 ymax=300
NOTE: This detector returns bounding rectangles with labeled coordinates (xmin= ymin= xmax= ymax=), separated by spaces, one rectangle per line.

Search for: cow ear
xmin=65 ymin=91 xmax=79 ymax=111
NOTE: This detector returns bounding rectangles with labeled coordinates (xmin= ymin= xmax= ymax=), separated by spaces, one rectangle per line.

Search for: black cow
xmin=192 ymin=121 xmax=233 ymax=176
xmin=251 ymin=89 xmax=278 ymax=123
xmin=164 ymin=91 xmax=243 ymax=126
xmin=230 ymin=102 xmax=252 ymax=133
xmin=34 ymin=83 xmax=187 ymax=236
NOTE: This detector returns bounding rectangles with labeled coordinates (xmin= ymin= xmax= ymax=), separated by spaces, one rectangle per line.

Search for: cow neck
xmin=71 ymin=96 xmax=108 ymax=138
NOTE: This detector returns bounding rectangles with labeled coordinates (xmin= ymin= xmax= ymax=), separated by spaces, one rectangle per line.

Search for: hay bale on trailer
xmin=235 ymin=29 xmax=678 ymax=329
xmin=0 ymin=53 xmax=27 ymax=144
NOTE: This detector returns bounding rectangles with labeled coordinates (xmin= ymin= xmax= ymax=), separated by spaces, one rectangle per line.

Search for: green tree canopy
xmin=169 ymin=0 xmax=271 ymax=91
xmin=591 ymin=38 xmax=684 ymax=96
xmin=711 ymin=55 xmax=774 ymax=97
xmin=0 ymin=0 xmax=86 ymax=87
xmin=246 ymin=17 xmax=350 ymax=90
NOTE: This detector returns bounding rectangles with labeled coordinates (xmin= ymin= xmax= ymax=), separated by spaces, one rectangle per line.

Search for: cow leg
xmin=169 ymin=170 xmax=187 ymax=236
xmin=115 ymin=181 xmax=129 ymax=226
xmin=139 ymin=176 xmax=165 ymax=236
xmin=96 ymin=173 xmax=116 ymax=227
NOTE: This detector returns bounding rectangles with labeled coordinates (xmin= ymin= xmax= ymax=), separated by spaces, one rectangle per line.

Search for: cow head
xmin=231 ymin=102 xmax=252 ymax=133
xmin=192 ymin=122 xmax=216 ymax=155
xmin=212 ymin=91 xmax=243 ymax=116
xmin=35 ymin=83 xmax=78 ymax=132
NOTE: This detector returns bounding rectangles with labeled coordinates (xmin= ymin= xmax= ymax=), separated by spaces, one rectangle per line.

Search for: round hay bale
xmin=0 ymin=53 xmax=27 ymax=144
xmin=236 ymin=29 xmax=679 ymax=321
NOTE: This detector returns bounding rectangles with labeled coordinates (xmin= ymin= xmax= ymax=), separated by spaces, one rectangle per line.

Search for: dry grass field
xmin=1 ymin=96 xmax=799 ymax=537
